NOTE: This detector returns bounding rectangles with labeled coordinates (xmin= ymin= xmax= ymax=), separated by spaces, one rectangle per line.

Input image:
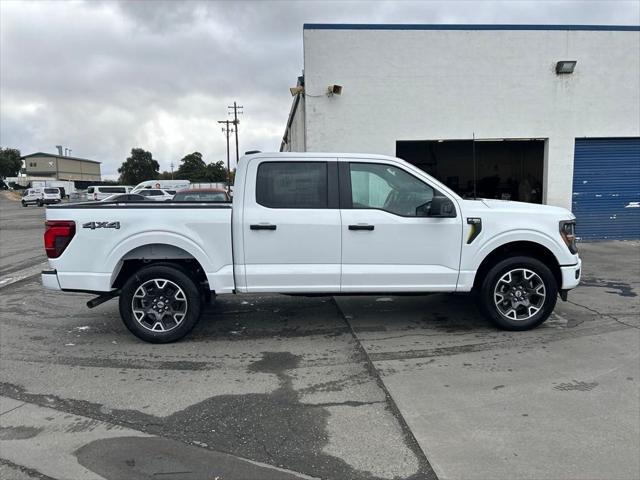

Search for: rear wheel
xmin=477 ymin=255 xmax=557 ymax=330
xmin=119 ymin=265 xmax=203 ymax=343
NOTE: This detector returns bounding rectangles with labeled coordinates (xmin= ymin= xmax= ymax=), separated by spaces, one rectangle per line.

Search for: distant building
xmin=22 ymin=152 xmax=101 ymax=181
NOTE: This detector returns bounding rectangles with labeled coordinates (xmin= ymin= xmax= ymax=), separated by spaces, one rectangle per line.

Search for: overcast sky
xmin=1 ymin=0 xmax=639 ymax=178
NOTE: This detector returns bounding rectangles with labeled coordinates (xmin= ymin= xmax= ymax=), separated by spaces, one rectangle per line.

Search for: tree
xmin=118 ymin=148 xmax=159 ymax=185
xmin=207 ymin=161 xmax=228 ymax=183
xmin=0 ymin=148 xmax=22 ymax=179
xmin=175 ymin=152 xmax=208 ymax=181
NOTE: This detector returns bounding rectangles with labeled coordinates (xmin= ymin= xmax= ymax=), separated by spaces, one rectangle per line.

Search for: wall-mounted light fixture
xmin=556 ymin=60 xmax=577 ymax=74
xmin=327 ymin=84 xmax=343 ymax=96
xmin=290 ymin=86 xmax=304 ymax=96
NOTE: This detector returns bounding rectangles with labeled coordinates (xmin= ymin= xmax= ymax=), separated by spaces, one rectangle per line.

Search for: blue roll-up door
xmin=572 ymin=138 xmax=640 ymax=240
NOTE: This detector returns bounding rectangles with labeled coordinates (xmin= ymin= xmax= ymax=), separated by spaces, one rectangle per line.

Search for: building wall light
xmin=556 ymin=61 xmax=577 ymax=74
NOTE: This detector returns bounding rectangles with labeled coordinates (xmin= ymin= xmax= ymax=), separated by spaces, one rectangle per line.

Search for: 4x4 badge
xmin=82 ymin=221 xmax=120 ymax=230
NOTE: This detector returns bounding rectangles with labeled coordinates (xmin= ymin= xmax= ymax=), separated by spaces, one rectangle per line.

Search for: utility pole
xmin=170 ymin=161 xmax=174 ymax=180
xmin=228 ymin=102 xmax=243 ymax=167
xmin=218 ymin=119 xmax=234 ymax=187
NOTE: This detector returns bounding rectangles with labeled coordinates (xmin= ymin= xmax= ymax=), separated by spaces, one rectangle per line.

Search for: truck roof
xmin=241 ymin=152 xmax=398 ymax=162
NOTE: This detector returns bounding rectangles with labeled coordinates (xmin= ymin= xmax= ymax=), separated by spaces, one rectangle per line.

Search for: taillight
xmin=44 ymin=221 xmax=76 ymax=258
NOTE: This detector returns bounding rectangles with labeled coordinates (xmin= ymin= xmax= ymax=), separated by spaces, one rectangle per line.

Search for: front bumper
xmin=41 ymin=269 xmax=61 ymax=290
xmin=560 ymin=257 xmax=582 ymax=290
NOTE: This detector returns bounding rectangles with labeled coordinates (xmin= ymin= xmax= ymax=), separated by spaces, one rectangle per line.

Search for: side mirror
xmin=429 ymin=196 xmax=456 ymax=218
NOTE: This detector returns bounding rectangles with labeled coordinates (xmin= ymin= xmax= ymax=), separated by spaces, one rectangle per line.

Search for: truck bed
xmin=45 ymin=202 xmax=234 ymax=293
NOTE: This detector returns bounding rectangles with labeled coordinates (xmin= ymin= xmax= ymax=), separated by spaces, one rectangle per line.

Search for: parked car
xmin=86 ymin=186 xmax=133 ymax=201
xmin=132 ymin=180 xmax=190 ymax=192
xmin=101 ymin=193 xmax=150 ymax=202
xmin=42 ymin=152 xmax=581 ymax=343
xmin=136 ymin=189 xmax=174 ymax=201
xmin=172 ymin=188 xmax=230 ymax=202
xmin=22 ymin=187 xmax=61 ymax=207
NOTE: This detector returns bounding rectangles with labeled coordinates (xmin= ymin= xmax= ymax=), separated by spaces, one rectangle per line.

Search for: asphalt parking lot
xmin=1 ymin=193 xmax=639 ymax=480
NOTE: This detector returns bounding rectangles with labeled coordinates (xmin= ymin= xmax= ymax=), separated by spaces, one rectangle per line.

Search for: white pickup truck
xmin=42 ymin=153 xmax=581 ymax=342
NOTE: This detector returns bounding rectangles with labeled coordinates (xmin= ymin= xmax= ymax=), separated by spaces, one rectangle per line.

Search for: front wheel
xmin=119 ymin=265 xmax=203 ymax=343
xmin=476 ymin=256 xmax=557 ymax=331
xmin=37 ymin=199 xmax=43 ymax=207
xmin=21 ymin=200 xmax=27 ymax=207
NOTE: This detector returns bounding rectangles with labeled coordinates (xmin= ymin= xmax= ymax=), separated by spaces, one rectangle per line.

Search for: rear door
xmin=242 ymin=158 xmax=341 ymax=292
xmin=339 ymin=159 xmax=463 ymax=292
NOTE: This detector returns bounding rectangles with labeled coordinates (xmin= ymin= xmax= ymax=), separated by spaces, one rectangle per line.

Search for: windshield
xmin=173 ymin=191 xmax=228 ymax=202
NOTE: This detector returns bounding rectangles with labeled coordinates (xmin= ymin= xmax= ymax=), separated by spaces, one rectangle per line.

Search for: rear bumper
xmin=560 ymin=258 xmax=582 ymax=290
xmin=41 ymin=269 xmax=61 ymax=290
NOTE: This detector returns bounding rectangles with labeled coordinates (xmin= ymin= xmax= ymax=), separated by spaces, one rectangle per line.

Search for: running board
xmin=87 ymin=289 xmax=121 ymax=309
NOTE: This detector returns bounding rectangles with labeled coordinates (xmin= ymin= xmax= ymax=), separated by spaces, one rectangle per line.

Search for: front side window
xmin=350 ymin=163 xmax=436 ymax=217
xmin=256 ymin=162 xmax=328 ymax=208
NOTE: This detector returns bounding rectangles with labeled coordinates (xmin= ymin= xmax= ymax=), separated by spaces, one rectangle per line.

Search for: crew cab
xmin=41 ymin=153 xmax=581 ymax=343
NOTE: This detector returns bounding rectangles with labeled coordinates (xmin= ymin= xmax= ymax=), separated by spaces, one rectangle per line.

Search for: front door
xmin=340 ymin=161 xmax=463 ymax=292
xmin=242 ymin=159 xmax=341 ymax=293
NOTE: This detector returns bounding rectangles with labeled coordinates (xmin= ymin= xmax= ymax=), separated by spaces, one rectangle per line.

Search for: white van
xmin=86 ymin=186 xmax=133 ymax=201
xmin=21 ymin=187 xmax=61 ymax=207
xmin=132 ymin=180 xmax=190 ymax=193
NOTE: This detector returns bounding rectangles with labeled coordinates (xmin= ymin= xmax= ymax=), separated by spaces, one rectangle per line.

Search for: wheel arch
xmin=472 ymin=240 xmax=562 ymax=291
xmin=109 ymin=242 xmax=209 ymax=289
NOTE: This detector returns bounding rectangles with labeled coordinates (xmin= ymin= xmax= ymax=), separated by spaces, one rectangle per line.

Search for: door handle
xmin=348 ymin=224 xmax=375 ymax=231
xmin=250 ymin=224 xmax=277 ymax=231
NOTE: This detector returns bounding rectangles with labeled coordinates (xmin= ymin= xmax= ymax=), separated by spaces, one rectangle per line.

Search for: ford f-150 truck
xmin=42 ymin=153 xmax=581 ymax=343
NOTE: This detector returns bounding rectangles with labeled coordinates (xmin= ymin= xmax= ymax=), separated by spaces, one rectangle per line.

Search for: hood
xmin=478 ymin=198 xmax=574 ymax=219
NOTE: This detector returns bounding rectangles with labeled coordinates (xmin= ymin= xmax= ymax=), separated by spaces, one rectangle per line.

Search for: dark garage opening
xmin=396 ymin=139 xmax=545 ymax=203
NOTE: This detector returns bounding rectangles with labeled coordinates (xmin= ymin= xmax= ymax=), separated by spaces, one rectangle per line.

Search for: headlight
xmin=559 ymin=220 xmax=578 ymax=254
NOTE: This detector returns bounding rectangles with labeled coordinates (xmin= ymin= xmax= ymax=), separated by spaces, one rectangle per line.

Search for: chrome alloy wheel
xmin=493 ymin=268 xmax=546 ymax=321
xmin=131 ymin=278 xmax=188 ymax=332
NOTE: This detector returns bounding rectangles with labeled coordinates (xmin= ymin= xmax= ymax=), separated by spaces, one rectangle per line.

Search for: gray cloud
xmin=1 ymin=0 xmax=638 ymax=177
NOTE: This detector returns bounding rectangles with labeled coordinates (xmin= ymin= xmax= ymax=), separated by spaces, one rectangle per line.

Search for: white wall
xmin=302 ymin=27 xmax=640 ymax=209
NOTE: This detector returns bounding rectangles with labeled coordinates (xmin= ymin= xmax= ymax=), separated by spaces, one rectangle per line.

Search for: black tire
xmin=37 ymin=200 xmax=43 ymax=207
xmin=119 ymin=265 xmax=203 ymax=343
xmin=21 ymin=200 xmax=27 ymax=207
xmin=476 ymin=255 xmax=558 ymax=331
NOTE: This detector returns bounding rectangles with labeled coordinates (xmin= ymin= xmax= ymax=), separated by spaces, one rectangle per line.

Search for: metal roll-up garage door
xmin=572 ymin=138 xmax=640 ymax=240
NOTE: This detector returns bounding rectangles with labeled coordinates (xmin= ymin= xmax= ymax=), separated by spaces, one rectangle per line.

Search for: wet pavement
xmin=0 ymin=193 xmax=638 ymax=479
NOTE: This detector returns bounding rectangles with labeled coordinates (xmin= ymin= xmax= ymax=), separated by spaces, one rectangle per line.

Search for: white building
xmin=281 ymin=24 xmax=640 ymax=239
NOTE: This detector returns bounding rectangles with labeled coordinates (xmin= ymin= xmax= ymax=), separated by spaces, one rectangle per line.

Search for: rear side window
xmin=44 ymin=188 xmax=58 ymax=194
xmin=256 ymin=162 xmax=328 ymax=208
